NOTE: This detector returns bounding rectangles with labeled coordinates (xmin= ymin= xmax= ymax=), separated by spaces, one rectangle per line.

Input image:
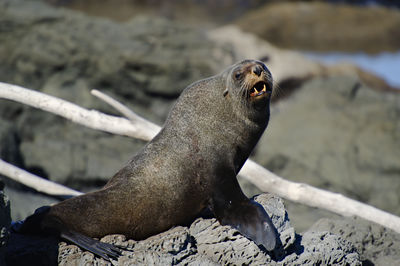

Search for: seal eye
xmin=234 ymin=71 xmax=242 ymax=80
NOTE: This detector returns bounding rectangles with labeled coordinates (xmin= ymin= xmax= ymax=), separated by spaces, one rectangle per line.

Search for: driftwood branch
xmin=0 ymin=82 xmax=159 ymax=141
xmin=0 ymin=159 xmax=82 ymax=197
xmin=0 ymin=82 xmax=400 ymax=234
xmin=91 ymin=89 xmax=157 ymax=128
xmin=240 ymin=160 xmax=400 ymax=233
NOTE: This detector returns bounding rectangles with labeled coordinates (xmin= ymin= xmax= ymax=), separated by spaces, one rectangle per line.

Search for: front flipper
xmin=213 ymin=197 xmax=277 ymax=251
xmin=61 ymin=230 xmax=123 ymax=261
xmin=211 ymin=170 xmax=278 ymax=251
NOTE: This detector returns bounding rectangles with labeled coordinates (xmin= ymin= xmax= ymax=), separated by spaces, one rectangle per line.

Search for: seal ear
xmin=223 ymin=88 xmax=229 ymax=97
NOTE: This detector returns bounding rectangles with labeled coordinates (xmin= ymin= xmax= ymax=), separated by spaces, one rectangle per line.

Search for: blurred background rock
xmin=0 ymin=0 xmax=399 ymax=239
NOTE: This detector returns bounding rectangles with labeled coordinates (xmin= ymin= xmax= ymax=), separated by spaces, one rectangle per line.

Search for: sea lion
xmin=18 ymin=59 xmax=277 ymax=260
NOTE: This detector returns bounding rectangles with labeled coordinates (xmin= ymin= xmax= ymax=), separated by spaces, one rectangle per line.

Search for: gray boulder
xmin=310 ymin=216 xmax=400 ymax=265
xmin=235 ymin=2 xmax=400 ymax=53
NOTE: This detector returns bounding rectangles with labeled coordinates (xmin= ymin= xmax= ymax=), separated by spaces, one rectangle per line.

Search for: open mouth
xmin=249 ymin=81 xmax=269 ymax=97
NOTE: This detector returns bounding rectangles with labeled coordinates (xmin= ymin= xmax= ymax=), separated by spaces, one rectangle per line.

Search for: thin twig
xmin=91 ymin=89 xmax=158 ymax=130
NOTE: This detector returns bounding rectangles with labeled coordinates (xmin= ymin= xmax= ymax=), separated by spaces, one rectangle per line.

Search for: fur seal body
xmin=19 ymin=59 xmax=277 ymax=259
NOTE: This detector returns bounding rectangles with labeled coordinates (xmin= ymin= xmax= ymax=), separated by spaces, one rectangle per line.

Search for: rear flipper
xmin=13 ymin=206 xmax=123 ymax=261
xmin=61 ymin=230 xmax=123 ymax=261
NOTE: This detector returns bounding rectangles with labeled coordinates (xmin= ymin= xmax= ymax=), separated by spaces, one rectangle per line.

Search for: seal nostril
xmin=252 ymin=66 xmax=262 ymax=77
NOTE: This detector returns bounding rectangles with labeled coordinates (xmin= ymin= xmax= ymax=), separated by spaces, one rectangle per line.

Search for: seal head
xmin=224 ymin=59 xmax=273 ymax=112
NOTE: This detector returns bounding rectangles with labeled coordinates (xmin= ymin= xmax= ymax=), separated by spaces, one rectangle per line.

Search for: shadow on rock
xmin=6 ymin=233 xmax=59 ymax=266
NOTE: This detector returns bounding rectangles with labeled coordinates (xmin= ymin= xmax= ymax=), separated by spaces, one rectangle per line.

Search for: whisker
xmin=271 ymin=77 xmax=285 ymax=102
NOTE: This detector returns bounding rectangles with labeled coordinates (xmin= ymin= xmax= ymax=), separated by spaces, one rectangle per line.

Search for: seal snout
xmin=252 ymin=65 xmax=263 ymax=77
xmin=246 ymin=62 xmax=272 ymax=99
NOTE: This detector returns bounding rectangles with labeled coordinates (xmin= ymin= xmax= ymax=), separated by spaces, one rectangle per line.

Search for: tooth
xmin=263 ymin=84 xmax=266 ymax=91
xmin=253 ymin=87 xmax=259 ymax=93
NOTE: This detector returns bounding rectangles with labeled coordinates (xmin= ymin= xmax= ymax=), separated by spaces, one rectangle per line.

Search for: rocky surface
xmin=57 ymin=0 xmax=265 ymax=25
xmin=6 ymin=193 xmax=400 ymax=265
xmin=235 ymin=2 xmax=400 ymax=53
xmin=310 ymin=216 xmax=400 ymax=265
xmin=0 ymin=181 xmax=11 ymax=265
xmin=6 ymin=194 xmax=363 ymax=265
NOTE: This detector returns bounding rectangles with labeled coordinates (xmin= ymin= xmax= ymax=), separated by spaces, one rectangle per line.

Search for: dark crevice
xmin=349 ymin=82 xmax=361 ymax=100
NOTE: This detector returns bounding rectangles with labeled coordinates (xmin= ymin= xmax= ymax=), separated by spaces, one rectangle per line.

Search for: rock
xmin=292 ymin=230 xmax=360 ymax=265
xmin=6 ymin=193 xmax=362 ymax=265
xmin=0 ymin=181 xmax=11 ymax=265
xmin=0 ymin=120 xmax=59 ymax=221
xmin=58 ymin=194 xmax=292 ymax=265
xmin=4 ymin=187 xmax=58 ymax=221
xmin=249 ymin=75 xmax=400 ymax=231
xmin=208 ymin=25 xmax=324 ymax=90
xmin=57 ymin=0 xmax=265 ymax=25
xmin=0 ymin=0 xmax=229 ymax=112
xmin=0 ymin=120 xmax=29 ymax=193
xmin=189 ymin=194 xmax=295 ymax=265
xmin=235 ymin=2 xmax=400 ymax=53
xmin=310 ymin=216 xmax=400 ymax=265
xmin=0 ymin=121 xmax=23 ymax=170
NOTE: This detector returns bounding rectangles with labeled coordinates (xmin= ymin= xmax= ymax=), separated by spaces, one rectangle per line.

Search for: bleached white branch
xmin=91 ymin=89 xmax=156 ymax=128
xmin=239 ymin=160 xmax=400 ymax=234
xmin=0 ymin=82 xmax=160 ymax=141
xmin=1 ymin=82 xmax=399 ymax=234
xmin=0 ymin=159 xmax=82 ymax=197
